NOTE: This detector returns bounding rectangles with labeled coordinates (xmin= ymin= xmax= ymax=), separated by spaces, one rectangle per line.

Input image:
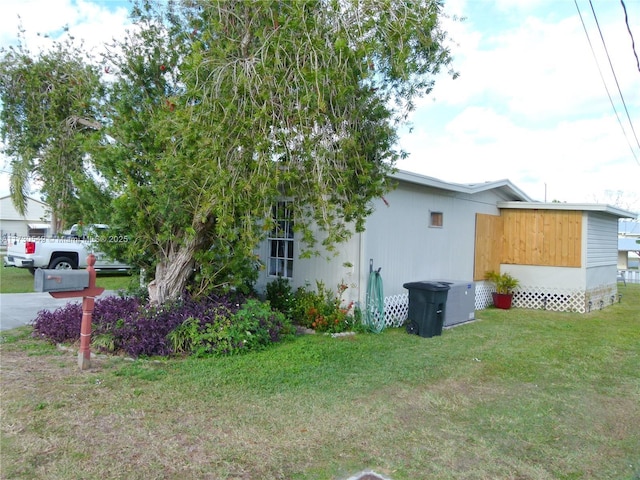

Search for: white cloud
xmin=399 ymin=106 xmax=639 ymax=208
xmin=434 ymin=12 xmax=633 ymax=118
xmin=0 ymin=0 xmax=131 ymax=55
xmin=1 ymin=0 xmax=638 ymax=212
xmin=0 ymin=0 xmax=132 ymax=197
xmin=398 ymin=0 xmax=640 ymax=212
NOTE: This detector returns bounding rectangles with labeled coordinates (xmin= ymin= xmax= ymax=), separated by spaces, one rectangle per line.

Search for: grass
xmin=0 ymin=260 xmax=137 ymax=294
xmin=1 ymin=284 xmax=639 ymax=479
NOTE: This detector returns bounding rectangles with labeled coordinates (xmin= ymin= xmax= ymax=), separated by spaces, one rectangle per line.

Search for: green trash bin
xmin=403 ymin=281 xmax=451 ymax=338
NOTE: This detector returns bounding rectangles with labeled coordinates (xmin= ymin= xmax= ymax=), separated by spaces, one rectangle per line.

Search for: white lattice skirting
xmin=512 ymin=287 xmax=587 ymax=312
xmin=475 ymin=281 xmax=620 ymax=314
xmin=383 ymin=294 xmax=409 ymax=327
xmin=380 ymin=281 xmax=620 ymax=323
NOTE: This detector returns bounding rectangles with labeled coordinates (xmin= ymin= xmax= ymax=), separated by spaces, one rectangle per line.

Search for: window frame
xmin=429 ymin=211 xmax=444 ymax=228
xmin=267 ymin=201 xmax=294 ymax=278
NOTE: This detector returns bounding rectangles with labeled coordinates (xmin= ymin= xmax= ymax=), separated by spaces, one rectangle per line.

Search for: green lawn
xmin=1 ymin=284 xmax=638 ymax=480
xmin=0 ymin=260 xmax=137 ymax=294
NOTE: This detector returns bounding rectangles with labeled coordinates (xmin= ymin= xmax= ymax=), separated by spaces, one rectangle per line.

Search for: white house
xmin=618 ymin=218 xmax=640 ymax=284
xmin=0 ymin=195 xmax=52 ymax=242
xmin=618 ymin=218 xmax=640 ymax=270
xmin=253 ymin=170 xmax=636 ymax=320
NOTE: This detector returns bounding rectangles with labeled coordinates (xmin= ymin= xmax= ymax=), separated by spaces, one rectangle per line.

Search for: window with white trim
xmin=268 ymin=201 xmax=294 ymax=278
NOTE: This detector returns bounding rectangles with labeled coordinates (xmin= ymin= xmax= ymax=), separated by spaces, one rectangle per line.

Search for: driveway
xmin=0 ymin=291 xmax=117 ymax=331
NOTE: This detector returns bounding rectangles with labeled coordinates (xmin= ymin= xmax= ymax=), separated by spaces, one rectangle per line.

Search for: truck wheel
xmin=28 ymin=267 xmax=36 ymax=275
xmin=49 ymin=257 xmax=77 ymax=270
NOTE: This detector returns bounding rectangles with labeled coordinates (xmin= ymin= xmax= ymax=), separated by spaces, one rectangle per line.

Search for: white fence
xmin=618 ymin=270 xmax=640 ymax=285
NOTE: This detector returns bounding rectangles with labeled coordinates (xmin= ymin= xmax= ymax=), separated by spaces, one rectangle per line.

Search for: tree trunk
xmin=148 ymin=238 xmax=198 ymax=304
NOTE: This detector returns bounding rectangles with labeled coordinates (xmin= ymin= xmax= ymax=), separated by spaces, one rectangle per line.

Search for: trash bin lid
xmin=402 ymin=281 xmax=451 ymax=291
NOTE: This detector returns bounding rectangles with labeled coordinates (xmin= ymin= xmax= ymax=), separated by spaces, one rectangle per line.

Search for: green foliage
xmin=292 ymin=281 xmax=356 ymax=333
xmin=192 ymin=246 xmax=260 ymax=298
xmin=485 ymin=270 xmax=520 ymax=294
xmin=91 ymin=332 xmax=117 ymax=353
xmin=166 ymin=299 xmax=294 ymax=357
xmin=2 ymin=0 xmax=456 ymax=304
xmin=166 ymin=316 xmax=200 ymax=354
xmin=192 ymin=314 xmax=236 ymax=357
xmin=0 ymin=32 xmax=104 ymax=230
xmin=227 ymin=299 xmax=294 ymax=352
xmin=96 ymin=0 xmax=455 ymax=303
xmin=122 ymin=281 xmax=150 ymax=302
xmin=266 ymin=277 xmax=295 ymax=317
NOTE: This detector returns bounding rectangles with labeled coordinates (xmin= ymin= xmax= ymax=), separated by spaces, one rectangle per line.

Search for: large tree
xmin=94 ymin=0 xmax=456 ymax=304
xmin=0 ymin=33 xmax=104 ymax=232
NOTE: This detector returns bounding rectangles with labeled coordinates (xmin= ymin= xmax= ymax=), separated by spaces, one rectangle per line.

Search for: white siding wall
xmin=586 ymin=264 xmax=618 ymax=288
xmin=503 ymin=264 xmax=585 ymax=289
xmin=0 ymin=197 xmax=51 ymax=239
xmin=359 ymin=184 xmax=501 ymax=301
xmin=254 ymin=223 xmax=362 ymax=307
xmin=583 ymin=212 xmax=619 ymax=308
xmin=1 ymin=220 xmax=29 ymax=238
xmin=586 ymin=212 xmax=618 ymax=268
xmin=254 ymin=182 xmax=509 ymax=307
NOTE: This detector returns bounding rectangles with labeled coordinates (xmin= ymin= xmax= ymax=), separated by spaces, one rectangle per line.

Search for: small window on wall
xmin=430 ymin=211 xmax=443 ymax=228
xmin=268 ymin=201 xmax=294 ymax=278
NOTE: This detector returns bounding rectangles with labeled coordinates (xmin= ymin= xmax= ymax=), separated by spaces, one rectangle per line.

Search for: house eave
xmin=391 ymin=170 xmax=533 ymax=201
xmin=497 ymin=201 xmax=637 ymax=219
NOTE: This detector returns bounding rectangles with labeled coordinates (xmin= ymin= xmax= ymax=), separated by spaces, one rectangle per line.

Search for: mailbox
xmin=34 ymin=269 xmax=90 ymax=293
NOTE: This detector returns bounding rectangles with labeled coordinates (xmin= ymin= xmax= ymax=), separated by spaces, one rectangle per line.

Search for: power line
xmin=620 ymin=0 xmax=640 ymax=73
xmin=588 ymin=0 xmax=640 ymax=155
xmin=574 ymin=0 xmax=640 ymax=166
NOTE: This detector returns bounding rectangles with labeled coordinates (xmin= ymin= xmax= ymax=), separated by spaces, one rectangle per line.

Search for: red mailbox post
xmin=48 ymin=254 xmax=105 ymax=370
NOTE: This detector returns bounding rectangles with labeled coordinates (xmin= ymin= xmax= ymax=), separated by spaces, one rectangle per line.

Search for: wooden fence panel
xmin=474 ymin=210 xmax=582 ymax=278
xmin=474 ymin=214 xmax=503 ymax=280
xmin=502 ymin=210 xmax=582 ymax=267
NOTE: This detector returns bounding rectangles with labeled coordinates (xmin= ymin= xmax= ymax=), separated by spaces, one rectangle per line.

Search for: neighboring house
xmin=254 ymin=170 xmax=636 ymax=321
xmin=619 ymin=218 xmax=640 ymax=237
xmin=618 ymin=237 xmax=640 ymax=270
xmin=0 ymin=195 xmax=52 ymax=243
xmin=618 ymin=218 xmax=640 ymax=284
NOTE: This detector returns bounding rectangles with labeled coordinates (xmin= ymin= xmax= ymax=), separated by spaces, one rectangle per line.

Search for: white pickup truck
xmin=4 ymin=224 xmax=130 ymax=273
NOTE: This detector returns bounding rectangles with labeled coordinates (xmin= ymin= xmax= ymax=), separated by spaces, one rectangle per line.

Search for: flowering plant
xmin=296 ymin=281 xmax=356 ymax=333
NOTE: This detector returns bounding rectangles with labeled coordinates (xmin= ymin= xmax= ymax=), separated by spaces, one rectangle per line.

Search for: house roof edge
xmin=0 ymin=194 xmax=50 ymax=207
xmin=496 ymin=201 xmax=637 ymax=219
xmin=391 ymin=170 xmax=533 ymax=201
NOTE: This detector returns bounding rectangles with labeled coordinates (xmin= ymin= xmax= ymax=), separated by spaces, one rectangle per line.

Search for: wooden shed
xmin=477 ymin=203 xmax=637 ymax=313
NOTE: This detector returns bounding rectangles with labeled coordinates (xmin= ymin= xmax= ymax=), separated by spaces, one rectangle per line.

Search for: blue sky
xmin=1 ymin=0 xmax=639 ymax=212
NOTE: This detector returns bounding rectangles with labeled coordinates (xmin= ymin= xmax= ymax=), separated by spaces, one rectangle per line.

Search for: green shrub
xmin=193 ymin=312 xmax=235 ymax=356
xmin=290 ymin=284 xmax=322 ymax=327
xmin=266 ymin=276 xmax=295 ymax=316
xmin=166 ymin=299 xmax=294 ymax=357
xmin=167 ymin=316 xmax=200 ymax=354
xmin=291 ymin=281 xmax=356 ymax=333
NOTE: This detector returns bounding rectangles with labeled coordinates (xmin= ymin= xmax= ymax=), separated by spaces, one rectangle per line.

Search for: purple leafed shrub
xmin=32 ymin=303 xmax=83 ymax=344
xmin=32 ymin=295 xmax=141 ymax=345
xmin=32 ymin=293 xmax=247 ymax=358
xmin=93 ymin=295 xmax=141 ymax=329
